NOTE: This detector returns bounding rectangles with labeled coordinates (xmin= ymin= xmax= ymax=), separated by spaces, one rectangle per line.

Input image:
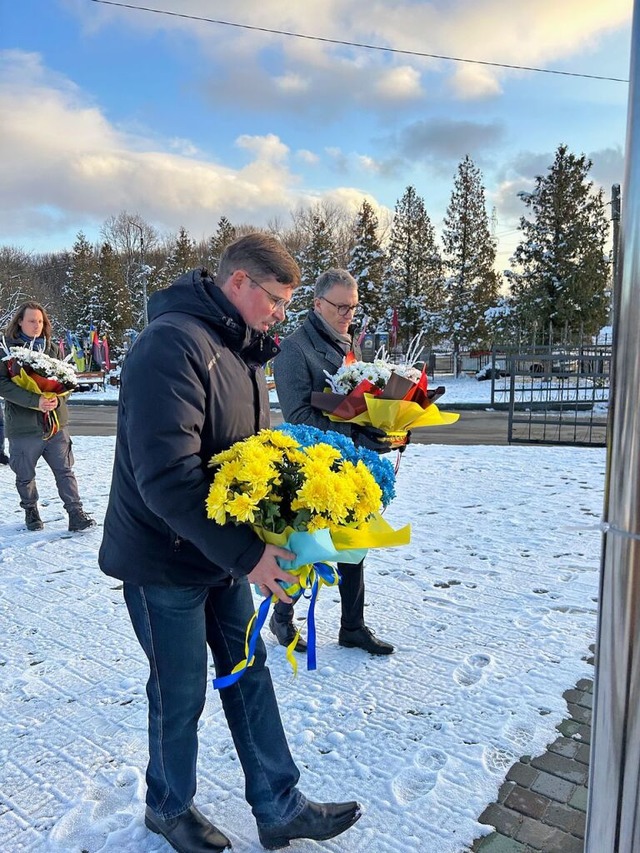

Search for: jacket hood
xmin=147 ymin=268 xmax=280 ymax=364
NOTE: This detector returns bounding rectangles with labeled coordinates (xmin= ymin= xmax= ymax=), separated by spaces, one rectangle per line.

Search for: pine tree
xmin=97 ymin=241 xmax=133 ymax=351
xmin=442 ymin=156 xmax=500 ymax=367
xmin=384 ymin=186 xmax=444 ymax=347
xmin=506 ymin=144 xmax=610 ymax=343
xmin=282 ymin=214 xmax=337 ymax=334
xmin=347 ymin=200 xmax=387 ymax=330
xmin=160 ymin=227 xmax=198 ymax=287
xmin=208 ymin=217 xmax=237 ymax=274
xmin=62 ymin=232 xmax=97 ymax=336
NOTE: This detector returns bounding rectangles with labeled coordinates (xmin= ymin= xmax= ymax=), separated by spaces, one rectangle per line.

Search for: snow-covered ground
xmin=73 ymin=372 xmax=610 ymax=412
xmin=72 ymin=375 xmax=501 ymax=407
xmin=0 ymin=435 xmax=605 ymax=852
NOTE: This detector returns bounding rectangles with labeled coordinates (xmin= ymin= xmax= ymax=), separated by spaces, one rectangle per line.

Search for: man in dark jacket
xmin=99 ymin=235 xmax=360 ymax=853
xmin=272 ymin=269 xmax=394 ymax=656
xmin=0 ymin=301 xmax=95 ymax=531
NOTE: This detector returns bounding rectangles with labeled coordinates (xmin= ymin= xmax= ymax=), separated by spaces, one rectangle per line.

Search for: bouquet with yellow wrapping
xmin=1 ymin=344 xmax=78 ymax=439
xmin=311 ymin=344 xmax=459 ymax=448
xmin=206 ymin=424 xmax=409 ymax=686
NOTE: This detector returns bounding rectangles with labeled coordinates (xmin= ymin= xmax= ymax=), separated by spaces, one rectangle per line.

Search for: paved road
xmin=67 ymin=404 xmax=510 ymax=445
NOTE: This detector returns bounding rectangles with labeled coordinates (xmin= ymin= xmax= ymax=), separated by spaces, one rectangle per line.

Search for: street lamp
xmin=128 ymin=221 xmax=148 ymax=327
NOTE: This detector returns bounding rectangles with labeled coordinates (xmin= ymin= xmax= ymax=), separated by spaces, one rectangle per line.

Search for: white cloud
xmin=0 ymin=50 xmax=386 ymax=248
xmin=274 ymin=72 xmax=309 ymax=93
xmin=448 ymin=64 xmax=503 ymax=100
xmin=374 ymin=66 xmax=422 ymax=100
xmin=296 ymin=149 xmax=320 ymax=165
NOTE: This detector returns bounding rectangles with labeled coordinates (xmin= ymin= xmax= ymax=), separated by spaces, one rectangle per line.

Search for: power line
xmin=89 ymin=0 xmax=629 ymax=84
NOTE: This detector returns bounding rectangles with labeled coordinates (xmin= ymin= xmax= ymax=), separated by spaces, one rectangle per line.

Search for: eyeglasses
xmin=320 ymin=296 xmax=360 ymax=317
xmin=246 ymin=274 xmax=291 ymax=311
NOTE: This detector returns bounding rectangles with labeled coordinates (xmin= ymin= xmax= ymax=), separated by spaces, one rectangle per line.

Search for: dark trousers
xmin=273 ymin=559 xmax=365 ymax=631
xmin=123 ymin=579 xmax=304 ymax=825
xmin=8 ymin=429 xmax=82 ymax=511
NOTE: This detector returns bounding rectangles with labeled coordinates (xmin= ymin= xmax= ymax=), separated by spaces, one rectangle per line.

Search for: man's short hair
xmin=314 ymin=269 xmax=357 ymax=299
xmin=217 ymin=233 xmax=301 ymax=288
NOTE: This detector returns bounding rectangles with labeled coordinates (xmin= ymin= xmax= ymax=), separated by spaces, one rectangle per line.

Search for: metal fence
xmin=486 ymin=345 xmax=611 ymax=447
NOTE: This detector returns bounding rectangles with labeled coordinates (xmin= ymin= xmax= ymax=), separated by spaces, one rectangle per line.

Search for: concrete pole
xmin=585 ymin=4 xmax=640 ymax=851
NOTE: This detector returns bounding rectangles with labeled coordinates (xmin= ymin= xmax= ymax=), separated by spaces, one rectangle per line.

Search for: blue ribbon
xmin=213 ymin=562 xmax=338 ymax=689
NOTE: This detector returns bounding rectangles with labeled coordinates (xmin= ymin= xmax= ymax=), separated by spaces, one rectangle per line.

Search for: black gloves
xmin=355 ymin=425 xmax=392 ymax=454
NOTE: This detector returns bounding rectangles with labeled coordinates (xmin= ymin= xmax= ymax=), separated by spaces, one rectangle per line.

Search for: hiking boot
xmin=0 ymin=451 xmax=9 ymax=465
xmin=258 ymin=799 xmax=361 ymax=850
xmin=269 ymin=613 xmax=307 ymax=653
xmin=338 ymin=625 xmax=394 ymax=655
xmin=68 ymin=508 xmax=96 ymax=532
xmin=25 ymin=506 xmax=43 ymax=531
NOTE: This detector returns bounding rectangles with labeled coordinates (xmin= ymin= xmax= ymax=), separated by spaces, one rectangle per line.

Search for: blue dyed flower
xmin=275 ymin=422 xmax=396 ymax=507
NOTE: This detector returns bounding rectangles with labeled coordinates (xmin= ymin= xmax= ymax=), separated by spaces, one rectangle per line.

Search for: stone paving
xmin=470 ymin=673 xmax=593 ymax=853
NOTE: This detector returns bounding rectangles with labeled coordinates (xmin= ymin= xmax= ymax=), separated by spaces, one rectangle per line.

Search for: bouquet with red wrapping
xmin=311 ymin=338 xmax=459 ymax=448
xmin=2 ymin=345 xmax=78 ymax=438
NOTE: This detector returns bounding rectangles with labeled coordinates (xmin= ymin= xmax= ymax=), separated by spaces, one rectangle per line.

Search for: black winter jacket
xmin=98 ymin=269 xmax=278 ymax=586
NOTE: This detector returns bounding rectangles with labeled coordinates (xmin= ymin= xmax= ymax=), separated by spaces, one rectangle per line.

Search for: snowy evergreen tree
xmin=442 ymin=156 xmax=501 ymax=367
xmin=208 ymin=217 xmax=237 ymax=274
xmin=97 ymin=241 xmax=133 ymax=350
xmin=62 ymin=232 xmax=97 ymax=335
xmin=506 ymin=144 xmax=610 ymax=343
xmin=347 ymin=200 xmax=387 ymax=330
xmin=159 ymin=227 xmax=199 ymax=287
xmin=384 ymin=186 xmax=444 ymax=347
xmin=282 ymin=214 xmax=336 ymax=334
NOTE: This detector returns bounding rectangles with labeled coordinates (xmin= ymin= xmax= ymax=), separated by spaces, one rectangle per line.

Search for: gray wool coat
xmin=272 ymin=310 xmax=358 ymax=439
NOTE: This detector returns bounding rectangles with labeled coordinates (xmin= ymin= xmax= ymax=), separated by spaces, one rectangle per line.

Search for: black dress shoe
xmin=269 ymin=613 xmax=308 ymax=653
xmin=257 ymin=799 xmax=361 ymax=850
xmin=144 ymin=805 xmax=231 ymax=852
xmin=338 ymin=625 xmax=394 ymax=655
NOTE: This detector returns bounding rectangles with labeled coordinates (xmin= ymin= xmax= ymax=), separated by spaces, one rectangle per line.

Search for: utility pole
xmin=129 ymin=221 xmax=148 ymax=327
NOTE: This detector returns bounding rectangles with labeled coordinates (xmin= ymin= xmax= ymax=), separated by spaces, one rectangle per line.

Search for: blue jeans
xmin=123 ymin=579 xmax=304 ymax=825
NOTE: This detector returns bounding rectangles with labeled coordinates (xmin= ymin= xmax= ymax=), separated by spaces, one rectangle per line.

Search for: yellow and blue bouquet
xmin=206 ymin=423 xmax=409 ymax=686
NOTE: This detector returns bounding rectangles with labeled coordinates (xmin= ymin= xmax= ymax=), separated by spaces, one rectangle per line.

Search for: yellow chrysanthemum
xmin=265 ymin=430 xmax=299 ymax=450
xmin=247 ymin=481 xmax=272 ymax=503
xmin=226 ymin=492 xmax=259 ymax=523
xmin=303 ymin=444 xmax=342 ymax=466
xmin=206 ymin=483 xmax=230 ymax=524
xmin=209 ymin=446 xmax=241 ymax=466
xmin=292 ymin=474 xmax=348 ymax=521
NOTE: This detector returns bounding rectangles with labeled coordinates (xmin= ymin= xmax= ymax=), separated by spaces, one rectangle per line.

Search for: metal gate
xmin=490 ymin=346 xmax=611 ymax=447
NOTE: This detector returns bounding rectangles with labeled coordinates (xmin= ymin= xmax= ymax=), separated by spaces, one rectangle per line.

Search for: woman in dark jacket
xmin=0 ymin=301 xmax=94 ymax=532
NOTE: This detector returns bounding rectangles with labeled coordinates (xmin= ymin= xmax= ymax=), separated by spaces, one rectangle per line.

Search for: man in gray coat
xmin=272 ymin=269 xmax=394 ymax=656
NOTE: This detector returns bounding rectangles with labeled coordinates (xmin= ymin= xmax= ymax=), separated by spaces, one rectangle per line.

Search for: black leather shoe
xmin=338 ymin=625 xmax=394 ymax=655
xmin=269 ymin=613 xmax=307 ymax=653
xmin=257 ymin=799 xmax=361 ymax=850
xmin=144 ymin=805 xmax=231 ymax=852
xmin=0 ymin=451 xmax=9 ymax=465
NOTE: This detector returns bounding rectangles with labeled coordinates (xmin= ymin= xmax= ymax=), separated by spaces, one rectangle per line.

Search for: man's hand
xmin=247 ymin=544 xmax=298 ymax=602
xmin=38 ymin=396 xmax=58 ymax=412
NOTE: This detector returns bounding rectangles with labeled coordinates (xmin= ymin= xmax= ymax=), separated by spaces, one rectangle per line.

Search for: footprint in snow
xmin=453 ymin=653 xmax=491 ymax=687
xmin=49 ymin=765 xmax=143 ymax=852
xmin=391 ymin=748 xmax=448 ymax=804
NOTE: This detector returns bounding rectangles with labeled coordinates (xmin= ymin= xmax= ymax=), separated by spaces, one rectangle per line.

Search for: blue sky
xmin=1 ymin=0 xmax=632 ymax=270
